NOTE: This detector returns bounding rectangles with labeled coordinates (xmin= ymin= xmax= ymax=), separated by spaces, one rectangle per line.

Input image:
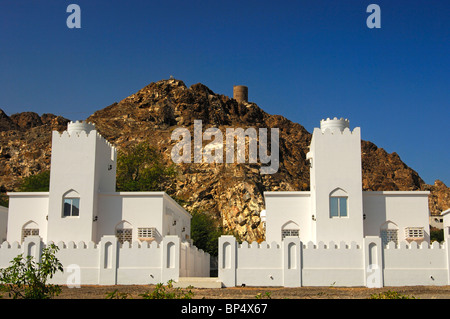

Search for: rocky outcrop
xmin=0 ymin=79 xmax=448 ymax=242
xmin=0 ymin=112 xmax=69 ymax=189
xmin=422 ymin=180 xmax=450 ymax=217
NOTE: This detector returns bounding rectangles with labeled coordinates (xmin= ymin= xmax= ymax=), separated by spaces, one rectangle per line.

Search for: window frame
xmin=330 ymin=196 xmax=348 ymax=218
xmin=63 ymin=197 xmax=80 ymax=217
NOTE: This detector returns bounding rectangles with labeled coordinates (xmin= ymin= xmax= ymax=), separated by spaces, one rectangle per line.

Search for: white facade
xmin=1 ymin=121 xmax=209 ymax=285
xmin=219 ymin=117 xmax=450 ymax=287
xmin=265 ymin=118 xmax=431 ymax=245
xmin=6 ymin=121 xmax=192 ymax=245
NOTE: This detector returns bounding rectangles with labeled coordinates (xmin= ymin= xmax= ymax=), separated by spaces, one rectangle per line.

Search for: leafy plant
xmin=369 ymin=290 xmax=416 ymax=299
xmin=105 ymin=289 xmax=132 ymax=299
xmin=190 ymin=209 xmax=223 ymax=257
xmin=0 ymin=192 xmax=8 ymax=207
xmin=18 ymin=170 xmax=50 ymax=192
xmin=430 ymin=227 xmax=444 ymax=243
xmin=139 ymin=280 xmax=194 ymax=299
xmin=116 ymin=142 xmax=177 ymax=192
xmin=255 ymin=291 xmax=272 ymax=299
xmin=0 ymin=244 xmax=63 ymax=299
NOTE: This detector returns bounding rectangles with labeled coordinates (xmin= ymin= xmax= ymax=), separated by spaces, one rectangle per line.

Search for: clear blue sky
xmin=0 ymin=0 xmax=449 ymax=185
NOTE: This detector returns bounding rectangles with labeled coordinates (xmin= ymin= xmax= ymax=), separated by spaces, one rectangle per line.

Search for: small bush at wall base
xmin=0 ymin=244 xmax=63 ymax=299
xmin=139 ymin=280 xmax=194 ymax=299
xmin=369 ymin=290 xmax=416 ymax=299
xmin=105 ymin=289 xmax=132 ymax=299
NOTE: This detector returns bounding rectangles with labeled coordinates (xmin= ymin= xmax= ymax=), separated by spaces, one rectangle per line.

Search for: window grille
xmin=138 ymin=227 xmax=156 ymax=239
xmin=405 ymin=227 xmax=424 ymax=239
xmin=116 ymin=228 xmax=132 ymax=244
xmin=282 ymin=229 xmax=299 ymax=239
xmin=380 ymin=229 xmax=398 ymax=245
xmin=22 ymin=229 xmax=39 ymax=242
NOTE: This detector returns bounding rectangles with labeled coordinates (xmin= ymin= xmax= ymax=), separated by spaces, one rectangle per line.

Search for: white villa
xmin=264 ymin=117 xmax=431 ymax=245
xmin=218 ymin=118 xmax=450 ymax=288
xmin=0 ymin=121 xmax=210 ymax=286
xmin=6 ymin=121 xmax=192 ymax=245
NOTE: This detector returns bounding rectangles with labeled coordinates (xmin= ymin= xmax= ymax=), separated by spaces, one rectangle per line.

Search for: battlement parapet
xmin=67 ymin=120 xmax=96 ymax=135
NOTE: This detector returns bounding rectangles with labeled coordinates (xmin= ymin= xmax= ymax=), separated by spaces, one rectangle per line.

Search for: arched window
xmin=115 ymin=221 xmax=133 ymax=244
xmin=380 ymin=221 xmax=399 ymax=246
xmin=22 ymin=221 xmax=39 ymax=242
xmin=281 ymin=221 xmax=300 ymax=239
xmin=329 ymin=188 xmax=348 ymax=218
xmin=63 ymin=190 xmax=80 ymax=217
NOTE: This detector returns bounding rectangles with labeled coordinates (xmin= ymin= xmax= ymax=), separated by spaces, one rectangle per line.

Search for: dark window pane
xmin=330 ymin=197 xmax=339 ymax=217
xmin=339 ymin=197 xmax=348 ymax=217
xmin=71 ymin=198 xmax=80 ymax=216
xmin=63 ymin=199 xmax=72 ymax=216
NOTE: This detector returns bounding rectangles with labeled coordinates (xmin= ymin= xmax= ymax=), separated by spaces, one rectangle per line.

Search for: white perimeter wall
xmin=0 ymin=235 xmax=210 ymax=286
xmin=219 ymin=235 xmax=450 ymax=287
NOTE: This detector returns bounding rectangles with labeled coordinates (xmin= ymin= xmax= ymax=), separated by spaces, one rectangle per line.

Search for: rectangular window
xmin=381 ymin=229 xmax=398 ymax=245
xmin=138 ymin=227 xmax=156 ymax=239
xmin=116 ymin=229 xmax=132 ymax=244
xmin=63 ymin=198 xmax=80 ymax=217
xmin=22 ymin=229 xmax=39 ymax=242
xmin=405 ymin=227 xmax=424 ymax=239
xmin=282 ymin=229 xmax=300 ymax=239
xmin=330 ymin=197 xmax=348 ymax=217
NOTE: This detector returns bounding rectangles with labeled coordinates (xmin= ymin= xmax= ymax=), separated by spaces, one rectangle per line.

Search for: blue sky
xmin=0 ymin=0 xmax=449 ymax=185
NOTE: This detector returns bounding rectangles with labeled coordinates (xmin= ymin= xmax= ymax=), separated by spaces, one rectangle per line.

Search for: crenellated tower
xmin=306 ymin=117 xmax=364 ymax=244
xmin=47 ymin=121 xmax=117 ymax=243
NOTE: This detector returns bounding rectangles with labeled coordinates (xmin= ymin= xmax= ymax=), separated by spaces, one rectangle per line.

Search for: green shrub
xmin=18 ymin=170 xmax=50 ymax=192
xmin=116 ymin=142 xmax=176 ymax=192
xmin=369 ymin=290 xmax=416 ymax=299
xmin=430 ymin=227 xmax=444 ymax=243
xmin=139 ymin=280 xmax=194 ymax=299
xmin=105 ymin=289 xmax=132 ymax=299
xmin=0 ymin=244 xmax=63 ymax=299
xmin=0 ymin=193 xmax=8 ymax=207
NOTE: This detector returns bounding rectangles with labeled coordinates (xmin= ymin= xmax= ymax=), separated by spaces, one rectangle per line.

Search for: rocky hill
xmin=0 ymin=79 xmax=448 ymax=241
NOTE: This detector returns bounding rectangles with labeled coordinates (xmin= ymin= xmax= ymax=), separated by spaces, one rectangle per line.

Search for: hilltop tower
xmin=233 ymin=85 xmax=248 ymax=103
xmin=306 ymin=117 xmax=364 ymax=243
xmin=47 ymin=121 xmax=117 ymax=243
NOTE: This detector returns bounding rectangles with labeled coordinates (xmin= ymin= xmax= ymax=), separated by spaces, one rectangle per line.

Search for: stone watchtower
xmin=233 ymin=85 xmax=248 ymax=103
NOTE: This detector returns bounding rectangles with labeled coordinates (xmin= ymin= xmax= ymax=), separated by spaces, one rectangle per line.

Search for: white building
xmin=2 ymin=117 xmax=450 ymax=288
xmin=6 ymin=121 xmax=192 ymax=245
xmin=1 ymin=121 xmax=209 ymax=285
xmin=264 ymin=117 xmax=431 ymax=245
xmin=219 ymin=118 xmax=450 ymax=288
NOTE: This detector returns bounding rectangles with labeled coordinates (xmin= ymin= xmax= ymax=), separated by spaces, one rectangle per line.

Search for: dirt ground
xmin=54 ymin=284 xmax=450 ymax=299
